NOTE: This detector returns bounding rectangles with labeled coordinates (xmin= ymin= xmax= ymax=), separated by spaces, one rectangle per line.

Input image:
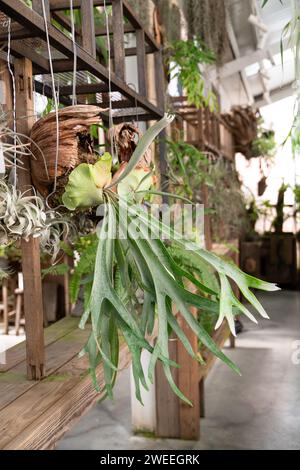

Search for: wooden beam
xmin=81 ymin=0 xmax=96 ymax=58
xmin=34 ymin=80 xmax=72 ymax=106
xmin=155 ymin=338 xmax=180 ymax=438
xmin=0 ymin=0 xmax=163 ymax=119
xmin=32 ymin=0 xmax=50 ymax=18
xmin=10 ymin=40 xmax=49 ymax=73
xmin=49 ymin=0 xmax=160 ymax=51
xmin=0 ymin=24 xmax=34 ymax=41
xmin=112 ymin=0 xmax=125 ymax=80
xmin=226 ymin=14 xmax=254 ymax=105
xmin=15 ymin=57 xmax=45 ymax=380
xmin=254 ymin=80 xmax=294 ymax=107
xmin=177 ymin=310 xmax=200 ymax=440
xmin=59 ymin=83 xmax=110 ymax=95
xmin=136 ymin=29 xmax=147 ymax=96
xmin=212 ymin=49 xmax=268 ymax=80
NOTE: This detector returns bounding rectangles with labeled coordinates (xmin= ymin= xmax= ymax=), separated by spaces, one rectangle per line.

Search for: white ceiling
xmin=218 ymin=0 xmax=294 ymax=109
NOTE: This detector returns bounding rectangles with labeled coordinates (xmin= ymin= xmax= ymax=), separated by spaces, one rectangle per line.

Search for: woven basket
xmin=30 ymin=105 xmax=103 ymax=196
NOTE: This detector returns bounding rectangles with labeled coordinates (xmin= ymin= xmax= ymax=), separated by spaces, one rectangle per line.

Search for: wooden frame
xmin=154 ymin=101 xmax=237 ymax=440
xmin=171 ymin=96 xmax=235 ymax=160
xmin=0 ymin=0 xmax=164 ymax=120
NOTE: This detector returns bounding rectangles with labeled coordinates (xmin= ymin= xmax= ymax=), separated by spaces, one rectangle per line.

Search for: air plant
xmin=0 ymin=179 xmax=68 ymax=261
xmin=62 ymin=114 xmax=278 ymax=404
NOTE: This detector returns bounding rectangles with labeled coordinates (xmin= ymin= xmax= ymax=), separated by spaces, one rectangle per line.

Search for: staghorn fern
xmin=62 ymin=114 xmax=279 ymax=404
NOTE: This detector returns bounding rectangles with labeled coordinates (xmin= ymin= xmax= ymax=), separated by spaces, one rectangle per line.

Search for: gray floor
xmin=58 ymin=290 xmax=300 ymax=450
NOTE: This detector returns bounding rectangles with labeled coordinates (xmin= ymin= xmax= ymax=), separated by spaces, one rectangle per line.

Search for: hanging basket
xmin=222 ymin=106 xmax=260 ymax=160
xmin=30 ymin=105 xmax=104 ymax=197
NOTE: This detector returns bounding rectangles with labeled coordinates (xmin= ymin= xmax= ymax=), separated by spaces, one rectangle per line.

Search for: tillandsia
xmin=62 ymin=114 xmax=279 ymax=404
xmin=0 ymin=179 xmax=68 ymax=260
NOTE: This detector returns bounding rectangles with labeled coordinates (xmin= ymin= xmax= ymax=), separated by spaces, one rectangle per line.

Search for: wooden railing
xmin=171 ymin=96 xmax=235 ymax=160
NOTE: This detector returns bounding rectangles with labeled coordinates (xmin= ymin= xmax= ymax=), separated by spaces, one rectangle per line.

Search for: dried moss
xmin=184 ymin=0 xmax=229 ymax=63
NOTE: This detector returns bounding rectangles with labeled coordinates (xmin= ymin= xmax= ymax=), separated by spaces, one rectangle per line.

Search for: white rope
xmin=7 ymin=19 xmax=17 ymax=184
xmin=103 ymin=0 xmax=115 ymax=158
xmin=70 ymin=0 xmax=77 ymax=106
xmin=41 ymin=0 xmax=59 ymax=195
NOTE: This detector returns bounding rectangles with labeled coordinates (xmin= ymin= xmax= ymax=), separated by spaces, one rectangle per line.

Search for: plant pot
xmin=30 ymin=105 xmax=104 ymax=198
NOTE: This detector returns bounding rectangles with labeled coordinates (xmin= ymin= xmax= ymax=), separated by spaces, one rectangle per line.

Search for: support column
xmin=15 ymin=58 xmax=45 ymax=380
xmin=112 ymin=0 xmax=125 ymax=80
xmin=155 ymin=308 xmax=200 ymax=440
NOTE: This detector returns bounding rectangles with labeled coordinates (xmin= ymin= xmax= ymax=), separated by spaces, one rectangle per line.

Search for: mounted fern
xmin=57 ymin=113 xmax=278 ymax=404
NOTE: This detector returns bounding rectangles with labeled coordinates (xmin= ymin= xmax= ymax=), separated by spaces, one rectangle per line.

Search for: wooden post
xmin=155 ymin=338 xmax=180 ymax=438
xmin=112 ymin=0 xmax=125 ymax=80
xmin=81 ymin=0 xmax=96 ymax=58
xmin=176 ymin=309 xmax=200 ymax=440
xmin=155 ymin=309 xmax=200 ymax=440
xmin=32 ymin=0 xmax=49 ymax=18
xmin=15 ymin=58 xmax=45 ymax=380
xmin=136 ymin=29 xmax=147 ymax=96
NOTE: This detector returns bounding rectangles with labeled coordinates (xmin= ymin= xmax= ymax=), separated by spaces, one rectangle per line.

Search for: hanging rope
xmin=69 ymin=0 xmax=77 ymax=106
xmin=41 ymin=0 xmax=60 ymax=197
xmin=7 ymin=18 xmax=17 ymax=184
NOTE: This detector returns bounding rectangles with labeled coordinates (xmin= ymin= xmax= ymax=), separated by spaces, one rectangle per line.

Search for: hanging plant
xmin=0 ymin=179 xmax=68 ymax=261
xmin=207 ymin=159 xmax=248 ymax=243
xmin=184 ymin=0 xmax=229 ymax=63
xmin=166 ymin=140 xmax=211 ymax=202
xmin=56 ymin=113 xmax=279 ymax=404
xmin=222 ymin=106 xmax=260 ymax=159
xmin=252 ymin=127 xmax=276 ymax=159
xmin=167 ymin=38 xmax=217 ymax=110
xmin=30 ymin=105 xmax=104 ymax=201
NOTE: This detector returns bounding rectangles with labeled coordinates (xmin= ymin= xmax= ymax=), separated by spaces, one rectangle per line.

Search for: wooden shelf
xmin=0 ymin=0 xmax=164 ymax=121
xmin=0 ymin=317 xmax=130 ymax=449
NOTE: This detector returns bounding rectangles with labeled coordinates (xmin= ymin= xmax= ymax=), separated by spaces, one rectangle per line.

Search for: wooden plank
xmin=1 ymin=342 xmax=131 ymax=450
xmin=0 ymin=25 xmax=34 ymax=41
xmin=199 ymin=322 xmax=231 ymax=381
xmin=136 ymin=29 xmax=147 ymax=96
xmin=0 ymin=324 xmax=90 ymax=412
xmin=154 ymin=48 xmax=164 ymax=110
xmin=15 ymin=57 xmax=45 ymax=380
xmin=10 ymin=41 xmax=50 ymax=73
xmin=112 ymin=0 xmax=125 ymax=80
xmin=32 ymin=0 xmax=50 ymax=18
xmin=81 ymin=0 xmax=96 ymax=58
xmin=0 ymin=317 xmax=79 ymax=372
xmin=155 ymin=338 xmax=180 ymax=438
xmin=177 ymin=309 xmax=200 ymax=440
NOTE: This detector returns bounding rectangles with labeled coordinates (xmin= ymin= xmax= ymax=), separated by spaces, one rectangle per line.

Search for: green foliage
xmin=272 ymin=183 xmax=289 ymax=233
xmin=0 ymin=266 xmax=12 ymax=282
xmin=252 ymin=129 xmax=276 ymax=159
xmin=167 ymin=140 xmax=211 ymax=201
xmin=41 ymin=263 xmax=70 ymax=279
xmin=207 ymin=160 xmax=248 ymax=242
xmin=41 ymin=98 xmax=64 ymax=118
xmin=60 ymin=117 xmax=277 ymax=404
xmin=69 ymin=234 xmax=99 ymax=304
xmin=168 ymin=38 xmax=217 ymax=110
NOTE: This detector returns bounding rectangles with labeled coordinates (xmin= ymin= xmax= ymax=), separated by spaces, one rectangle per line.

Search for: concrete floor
xmin=58 ymin=290 xmax=300 ymax=450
